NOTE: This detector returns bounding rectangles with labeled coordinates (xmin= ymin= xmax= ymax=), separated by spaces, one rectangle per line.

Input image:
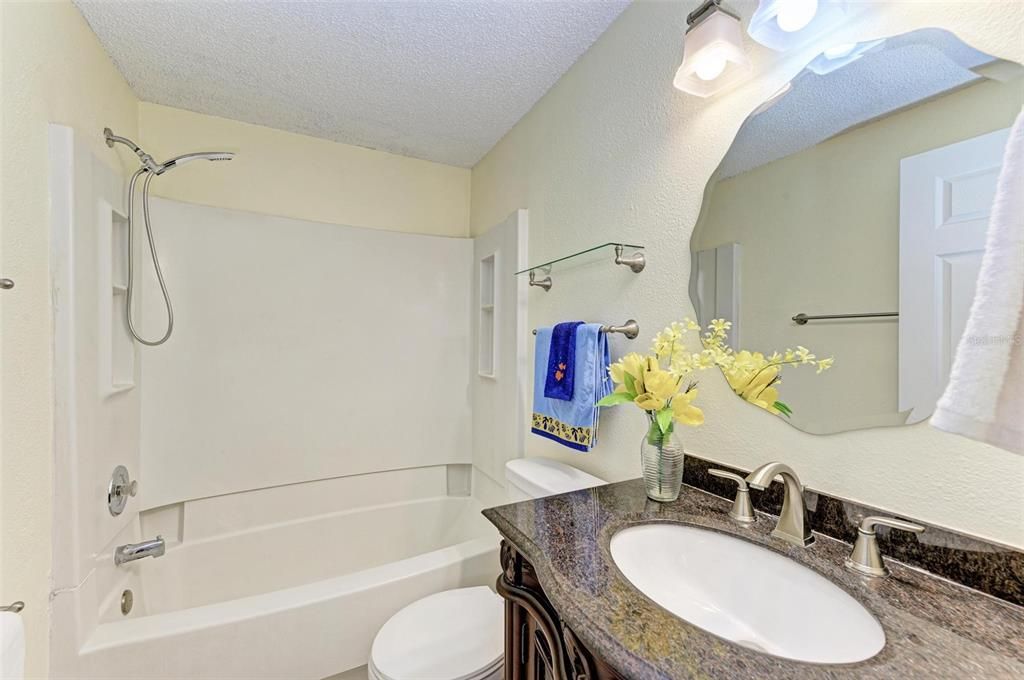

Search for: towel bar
xmin=532 ymin=319 xmax=639 ymax=339
xmin=1 ymin=601 xmax=24 ymax=613
xmin=792 ymin=312 xmax=898 ymax=325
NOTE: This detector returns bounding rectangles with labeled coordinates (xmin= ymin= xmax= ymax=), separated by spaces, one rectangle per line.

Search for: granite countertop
xmin=483 ymin=479 xmax=1024 ymax=679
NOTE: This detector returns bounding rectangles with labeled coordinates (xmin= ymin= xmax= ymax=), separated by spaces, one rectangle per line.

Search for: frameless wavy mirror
xmin=690 ymin=28 xmax=1023 ymax=434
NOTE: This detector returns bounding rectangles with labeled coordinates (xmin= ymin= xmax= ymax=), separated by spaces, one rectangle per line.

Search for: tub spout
xmin=114 ymin=536 xmax=165 ymax=566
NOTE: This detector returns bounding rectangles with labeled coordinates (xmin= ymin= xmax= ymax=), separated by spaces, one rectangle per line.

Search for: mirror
xmin=690 ymin=29 xmax=1023 ymax=434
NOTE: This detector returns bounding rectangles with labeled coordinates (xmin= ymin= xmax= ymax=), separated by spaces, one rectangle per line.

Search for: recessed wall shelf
xmin=98 ymin=199 xmax=135 ymax=395
xmin=516 ymin=243 xmax=645 ymax=291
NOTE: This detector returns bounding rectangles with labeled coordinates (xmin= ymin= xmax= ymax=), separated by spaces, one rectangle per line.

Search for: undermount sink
xmin=610 ymin=523 xmax=885 ymax=664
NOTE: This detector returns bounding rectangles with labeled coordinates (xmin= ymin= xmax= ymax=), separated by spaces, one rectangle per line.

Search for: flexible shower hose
xmin=125 ymin=168 xmax=175 ymax=346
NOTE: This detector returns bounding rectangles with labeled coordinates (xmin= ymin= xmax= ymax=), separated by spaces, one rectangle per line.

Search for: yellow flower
xmin=759 ymin=387 xmax=780 ymax=412
xmin=606 ymin=360 xmax=622 ymax=383
xmin=634 ymin=367 xmax=679 ymax=411
xmin=621 ymin=353 xmax=645 ymax=379
xmin=644 ymin=367 xmax=679 ymax=401
xmin=794 ymin=346 xmax=815 ymax=363
xmin=671 ymin=389 xmax=704 ymax=426
xmin=739 ymin=365 xmax=778 ymax=401
xmin=608 ymin=352 xmax=647 ymax=395
xmin=634 ymin=392 xmax=665 ymax=411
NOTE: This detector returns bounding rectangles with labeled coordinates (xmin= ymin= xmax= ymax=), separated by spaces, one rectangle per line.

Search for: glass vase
xmin=641 ymin=416 xmax=684 ymax=502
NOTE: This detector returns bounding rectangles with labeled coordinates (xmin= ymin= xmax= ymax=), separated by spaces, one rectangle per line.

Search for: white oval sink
xmin=610 ymin=523 xmax=885 ymax=664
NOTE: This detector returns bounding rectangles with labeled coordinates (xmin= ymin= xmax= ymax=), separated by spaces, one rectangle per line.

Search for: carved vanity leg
xmin=497 ymin=540 xmax=571 ymax=680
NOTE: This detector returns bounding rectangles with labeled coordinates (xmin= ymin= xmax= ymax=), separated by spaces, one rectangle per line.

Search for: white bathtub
xmin=68 ymin=495 xmax=499 ymax=680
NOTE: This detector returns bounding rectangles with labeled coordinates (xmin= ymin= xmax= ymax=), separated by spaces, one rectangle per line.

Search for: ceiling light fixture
xmin=673 ymin=0 xmax=750 ymax=97
xmin=747 ymin=0 xmax=848 ymax=52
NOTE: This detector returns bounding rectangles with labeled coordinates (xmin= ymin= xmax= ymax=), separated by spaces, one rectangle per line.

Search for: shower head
xmin=155 ymin=151 xmax=235 ymax=175
xmin=104 ymin=127 xmax=235 ymax=176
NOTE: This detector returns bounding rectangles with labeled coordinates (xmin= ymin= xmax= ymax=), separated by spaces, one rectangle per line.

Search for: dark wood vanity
xmin=497 ymin=540 xmax=623 ymax=680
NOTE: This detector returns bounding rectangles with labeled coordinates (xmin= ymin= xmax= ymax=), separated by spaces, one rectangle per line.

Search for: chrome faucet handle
xmin=845 ymin=516 xmax=925 ymax=577
xmin=708 ymin=469 xmax=755 ymax=524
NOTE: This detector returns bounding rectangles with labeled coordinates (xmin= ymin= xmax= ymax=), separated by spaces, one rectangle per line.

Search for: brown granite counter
xmin=483 ymin=479 xmax=1024 ymax=679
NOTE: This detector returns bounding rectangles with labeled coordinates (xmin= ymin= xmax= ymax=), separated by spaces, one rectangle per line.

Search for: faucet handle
xmin=859 ymin=516 xmax=924 ymax=535
xmin=845 ymin=515 xmax=925 ymax=577
xmin=709 ymin=469 xmax=756 ymax=525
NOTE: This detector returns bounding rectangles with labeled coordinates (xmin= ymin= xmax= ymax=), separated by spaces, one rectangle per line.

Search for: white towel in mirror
xmin=931 ymin=108 xmax=1024 ymax=454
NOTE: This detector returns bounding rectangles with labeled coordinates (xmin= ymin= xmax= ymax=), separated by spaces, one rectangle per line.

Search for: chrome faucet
xmin=745 ymin=462 xmax=814 ymax=547
xmin=114 ymin=536 xmax=165 ymax=566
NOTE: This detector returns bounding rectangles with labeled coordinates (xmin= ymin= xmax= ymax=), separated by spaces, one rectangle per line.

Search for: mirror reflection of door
xmin=690 ymin=28 xmax=1024 ymax=434
xmin=899 ymin=128 xmax=1009 ymax=423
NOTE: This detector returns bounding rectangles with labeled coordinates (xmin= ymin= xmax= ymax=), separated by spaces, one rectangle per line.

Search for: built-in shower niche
xmin=478 ymin=252 xmax=496 ymax=378
xmin=98 ymin=200 xmax=135 ymax=395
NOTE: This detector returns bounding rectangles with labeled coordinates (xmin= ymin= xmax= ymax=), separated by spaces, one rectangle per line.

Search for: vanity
xmin=484 ymin=466 xmax=1024 ymax=679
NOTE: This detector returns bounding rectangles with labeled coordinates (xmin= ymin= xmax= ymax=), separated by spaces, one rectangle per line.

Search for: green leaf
xmin=623 ymin=372 xmax=637 ymax=398
xmin=656 ymin=407 xmax=674 ymax=434
xmin=773 ymin=400 xmax=793 ymax=417
xmin=597 ymin=392 xmax=634 ymax=407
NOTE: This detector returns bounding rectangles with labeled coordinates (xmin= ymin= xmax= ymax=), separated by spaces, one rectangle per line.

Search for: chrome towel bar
xmin=532 ymin=319 xmax=639 ymax=339
xmin=1 ymin=601 xmax=24 ymax=613
xmin=792 ymin=312 xmax=898 ymax=325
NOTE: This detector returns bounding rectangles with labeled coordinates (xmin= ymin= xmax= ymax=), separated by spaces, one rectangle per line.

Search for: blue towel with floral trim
xmin=531 ymin=324 xmax=612 ymax=452
xmin=544 ymin=321 xmax=584 ymax=400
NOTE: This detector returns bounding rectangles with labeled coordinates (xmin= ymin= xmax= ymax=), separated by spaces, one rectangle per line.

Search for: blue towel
xmin=544 ymin=321 xmax=584 ymax=400
xmin=531 ymin=324 xmax=612 ymax=452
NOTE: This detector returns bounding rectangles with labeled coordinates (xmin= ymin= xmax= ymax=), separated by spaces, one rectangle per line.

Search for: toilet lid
xmin=370 ymin=587 xmax=504 ymax=680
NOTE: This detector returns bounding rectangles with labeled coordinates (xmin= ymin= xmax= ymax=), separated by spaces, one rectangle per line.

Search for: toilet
xmin=367 ymin=457 xmax=606 ymax=680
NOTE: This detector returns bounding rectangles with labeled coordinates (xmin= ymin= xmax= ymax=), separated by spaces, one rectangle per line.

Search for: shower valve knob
xmin=108 ymin=465 xmax=138 ymax=516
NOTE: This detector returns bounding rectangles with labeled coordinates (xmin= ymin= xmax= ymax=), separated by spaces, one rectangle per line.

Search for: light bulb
xmin=694 ymin=51 xmax=728 ymax=81
xmin=823 ymin=42 xmax=856 ymax=59
xmin=776 ymin=0 xmax=818 ymax=32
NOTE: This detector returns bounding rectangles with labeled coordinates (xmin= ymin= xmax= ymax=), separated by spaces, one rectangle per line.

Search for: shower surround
xmin=48 ymin=125 xmax=500 ymax=678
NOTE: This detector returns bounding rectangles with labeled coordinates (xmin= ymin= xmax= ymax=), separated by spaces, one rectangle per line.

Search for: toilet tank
xmin=504 ymin=458 xmax=607 ymax=501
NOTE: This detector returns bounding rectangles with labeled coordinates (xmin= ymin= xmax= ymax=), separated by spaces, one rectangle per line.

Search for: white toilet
xmin=367 ymin=457 xmax=606 ymax=680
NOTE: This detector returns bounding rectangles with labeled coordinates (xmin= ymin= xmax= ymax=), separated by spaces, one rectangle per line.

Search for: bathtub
xmin=68 ymin=495 xmax=499 ymax=680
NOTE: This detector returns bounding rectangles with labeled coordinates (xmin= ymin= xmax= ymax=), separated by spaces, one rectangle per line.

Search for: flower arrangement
xmin=597 ymin=317 xmax=834 ymax=425
xmin=596 ymin=317 xmax=832 ymax=502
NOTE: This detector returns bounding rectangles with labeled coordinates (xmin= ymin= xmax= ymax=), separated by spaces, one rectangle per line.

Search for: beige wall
xmin=471 ymin=0 xmax=1024 ymax=548
xmin=138 ymin=103 xmax=471 ymax=237
xmin=694 ymin=77 xmax=1022 ymax=432
xmin=0 ymin=3 xmax=139 ymax=678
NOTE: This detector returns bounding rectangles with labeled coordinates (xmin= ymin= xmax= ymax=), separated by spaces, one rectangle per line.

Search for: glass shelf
xmin=515 ymin=242 xmax=645 ymax=277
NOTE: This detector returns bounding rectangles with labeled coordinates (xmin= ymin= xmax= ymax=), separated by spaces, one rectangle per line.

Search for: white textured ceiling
xmin=74 ymin=0 xmax=629 ymax=167
xmin=719 ymin=30 xmax=999 ymax=179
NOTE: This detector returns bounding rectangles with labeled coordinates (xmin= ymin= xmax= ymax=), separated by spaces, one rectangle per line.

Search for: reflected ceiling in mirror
xmin=689 ymin=28 xmax=1023 ymax=434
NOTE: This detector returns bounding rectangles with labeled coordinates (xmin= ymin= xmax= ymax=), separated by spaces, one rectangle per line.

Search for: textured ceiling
xmin=719 ymin=30 xmax=998 ymax=179
xmin=74 ymin=0 xmax=629 ymax=167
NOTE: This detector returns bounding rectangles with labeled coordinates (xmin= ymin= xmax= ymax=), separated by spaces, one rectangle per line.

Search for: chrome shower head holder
xmin=103 ymin=127 xmax=234 ymax=346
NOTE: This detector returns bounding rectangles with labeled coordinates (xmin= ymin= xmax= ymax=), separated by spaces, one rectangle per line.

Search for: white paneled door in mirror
xmin=899 ymin=128 xmax=1008 ymax=424
xmin=689 ymin=28 xmax=1023 ymax=434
